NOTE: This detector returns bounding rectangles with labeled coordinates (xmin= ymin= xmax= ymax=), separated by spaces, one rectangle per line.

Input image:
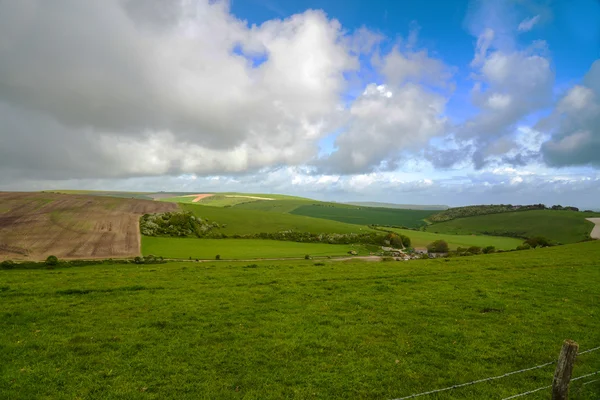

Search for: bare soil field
xmin=191 ymin=194 xmax=214 ymax=202
xmin=0 ymin=192 xmax=177 ymax=261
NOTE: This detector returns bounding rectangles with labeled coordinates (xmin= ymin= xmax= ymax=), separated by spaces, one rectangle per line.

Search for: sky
xmin=0 ymin=0 xmax=599 ymax=208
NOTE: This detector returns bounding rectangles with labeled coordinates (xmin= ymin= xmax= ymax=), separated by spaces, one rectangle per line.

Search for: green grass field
xmin=1 ymin=242 xmax=599 ymax=399
xmin=384 ymin=227 xmax=523 ymax=250
xmin=427 ymin=210 xmax=600 ymax=244
xmin=181 ymin=204 xmax=377 ymax=235
xmin=142 ymin=237 xmax=370 ymax=259
xmin=290 ymin=204 xmax=437 ymax=228
xmin=233 ymin=199 xmax=315 ymax=213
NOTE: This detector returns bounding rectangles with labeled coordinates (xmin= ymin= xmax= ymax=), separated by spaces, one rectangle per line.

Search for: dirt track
xmin=0 ymin=192 xmax=177 ymax=261
xmin=587 ymin=218 xmax=600 ymax=239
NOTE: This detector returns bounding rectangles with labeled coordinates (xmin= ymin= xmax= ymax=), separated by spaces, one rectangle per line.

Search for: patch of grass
xmin=383 ymin=227 xmax=523 ymax=250
xmin=290 ymin=204 xmax=437 ymax=228
xmin=181 ymin=203 xmax=377 ymax=235
xmin=428 ymin=210 xmax=599 ymax=244
xmin=233 ymin=199 xmax=315 ymax=213
xmin=0 ymin=242 xmax=599 ymax=398
xmin=142 ymin=237 xmax=369 ymax=259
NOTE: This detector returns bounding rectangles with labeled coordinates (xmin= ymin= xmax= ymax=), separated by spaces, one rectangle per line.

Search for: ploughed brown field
xmin=0 ymin=192 xmax=178 ymax=261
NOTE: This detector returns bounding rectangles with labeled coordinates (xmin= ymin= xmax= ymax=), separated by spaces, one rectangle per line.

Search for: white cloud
xmin=318 ymin=82 xmax=448 ymax=174
xmin=458 ymin=29 xmax=554 ymax=169
xmin=541 ymin=60 xmax=600 ymax=167
xmin=0 ymin=0 xmax=356 ymax=179
xmin=518 ymin=15 xmax=540 ymax=32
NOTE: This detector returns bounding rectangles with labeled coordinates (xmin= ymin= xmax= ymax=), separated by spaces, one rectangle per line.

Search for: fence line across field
xmin=390 ymin=344 xmax=599 ymax=400
xmin=500 ymin=384 xmax=552 ymax=400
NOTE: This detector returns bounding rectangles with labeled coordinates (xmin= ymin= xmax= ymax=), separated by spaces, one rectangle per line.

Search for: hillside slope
xmin=0 ymin=192 xmax=177 ymax=260
xmin=181 ymin=203 xmax=376 ymax=235
xmin=427 ymin=210 xmax=599 ymax=244
xmin=290 ymin=204 xmax=437 ymax=228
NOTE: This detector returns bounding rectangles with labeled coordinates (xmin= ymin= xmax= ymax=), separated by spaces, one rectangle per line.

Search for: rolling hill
xmin=427 ymin=209 xmax=600 ymax=244
xmin=181 ymin=203 xmax=377 ymax=235
xmin=289 ymin=204 xmax=437 ymax=228
xmin=381 ymin=227 xmax=523 ymax=250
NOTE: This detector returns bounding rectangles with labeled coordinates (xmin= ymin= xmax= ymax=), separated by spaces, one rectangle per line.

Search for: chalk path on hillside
xmin=587 ymin=218 xmax=600 ymax=239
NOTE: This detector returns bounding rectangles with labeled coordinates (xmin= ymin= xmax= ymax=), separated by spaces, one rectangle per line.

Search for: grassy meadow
xmin=181 ymin=204 xmax=377 ymax=235
xmin=1 ymin=241 xmax=599 ymax=399
xmin=142 ymin=237 xmax=371 ymax=260
xmin=290 ymin=204 xmax=437 ymax=228
xmin=384 ymin=227 xmax=523 ymax=250
xmin=233 ymin=199 xmax=315 ymax=213
xmin=427 ymin=210 xmax=600 ymax=244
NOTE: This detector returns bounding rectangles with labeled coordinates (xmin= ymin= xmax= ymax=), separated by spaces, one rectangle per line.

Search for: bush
xmin=467 ymin=246 xmax=482 ymax=254
xmin=45 ymin=255 xmax=59 ymax=266
xmin=1 ymin=260 xmax=15 ymax=269
xmin=525 ymin=236 xmax=552 ymax=248
xmin=304 ymin=254 xmax=311 ymax=260
xmin=516 ymin=243 xmax=531 ymax=251
xmin=427 ymin=240 xmax=449 ymax=253
xmin=482 ymin=246 xmax=496 ymax=254
xmin=215 ymin=254 xmax=221 ymax=260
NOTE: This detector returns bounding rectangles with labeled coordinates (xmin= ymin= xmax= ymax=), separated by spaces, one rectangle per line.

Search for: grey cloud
xmin=0 ymin=0 xmax=357 ymax=179
xmin=541 ymin=60 xmax=600 ymax=167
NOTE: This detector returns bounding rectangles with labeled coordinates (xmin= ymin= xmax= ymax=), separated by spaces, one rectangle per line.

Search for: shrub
xmin=467 ymin=246 xmax=482 ymax=254
xmin=304 ymin=254 xmax=311 ymax=260
xmin=427 ymin=240 xmax=449 ymax=253
xmin=516 ymin=243 xmax=531 ymax=251
xmin=45 ymin=255 xmax=59 ymax=266
xmin=525 ymin=236 xmax=552 ymax=248
xmin=1 ymin=260 xmax=15 ymax=269
xmin=215 ymin=254 xmax=221 ymax=260
xmin=482 ymin=246 xmax=496 ymax=254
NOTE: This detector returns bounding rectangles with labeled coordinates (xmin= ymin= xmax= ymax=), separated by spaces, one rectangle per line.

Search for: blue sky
xmin=0 ymin=0 xmax=599 ymax=207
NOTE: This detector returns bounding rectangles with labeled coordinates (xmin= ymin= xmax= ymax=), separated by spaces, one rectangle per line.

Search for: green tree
xmin=1 ymin=260 xmax=15 ymax=269
xmin=467 ymin=246 xmax=482 ymax=254
xmin=427 ymin=240 xmax=449 ymax=253
xmin=482 ymin=246 xmax=496 ymax=254
xmin=45 ymin=255 xmax=59 ymax=266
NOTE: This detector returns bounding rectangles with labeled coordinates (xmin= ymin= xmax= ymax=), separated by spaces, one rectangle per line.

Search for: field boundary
xmin=391 ymin=343 xmax=600 ymax=400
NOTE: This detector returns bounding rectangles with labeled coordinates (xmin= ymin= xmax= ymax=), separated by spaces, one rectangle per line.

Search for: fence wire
xmin=391 ymin=345 xmax=599 ymax=400
xmin=500 ymin=384 xmax=551 ymax=400
xmin=500 ymin=370 xmax=600 ymax=400
xmin=391 ymin=361 xmax=555 ymax=400
xmin=577 ymin=345 xmax=600 ymax=356
xmin=571 ymin=370 xmax=600 ymax=382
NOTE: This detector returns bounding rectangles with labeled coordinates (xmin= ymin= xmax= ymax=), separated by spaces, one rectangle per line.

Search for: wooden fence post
xmin=552 ymin=340 xmax=579 ymax=400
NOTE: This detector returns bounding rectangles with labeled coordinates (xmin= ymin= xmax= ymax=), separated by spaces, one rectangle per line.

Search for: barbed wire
xmin=577 ymin=345 xmax=600 ymax=356
xmin=500 ymin=384 xmax=551 ymax=400
xmin=572 ymin=370 xmax=600 ymax=382
xmin=391 ymin=345 xmax=599 ymax=400
xmin=496 ymin=370 xmax=600 ymax=400
xmin=390 ymin=361 xmax=555 ymax=400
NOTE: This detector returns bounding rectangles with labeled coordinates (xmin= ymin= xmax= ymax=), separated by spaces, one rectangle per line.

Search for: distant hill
xmin=426 ymin=209 xmax=600 ymax=244
xmin=428 ymin=204 xmax=584 ymax=223
xmin=345 ymin=202 xmax=448 ymax=210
